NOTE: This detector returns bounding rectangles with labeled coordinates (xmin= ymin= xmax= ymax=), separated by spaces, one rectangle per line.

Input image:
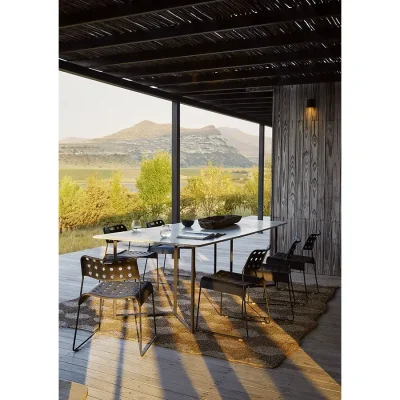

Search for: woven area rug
xmin=59 ymin=269 xmax=338 ymax=368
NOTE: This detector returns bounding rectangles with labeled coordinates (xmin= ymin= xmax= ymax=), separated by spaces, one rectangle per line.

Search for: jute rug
xmin=59 ymin=269 xmax=338 ymax=368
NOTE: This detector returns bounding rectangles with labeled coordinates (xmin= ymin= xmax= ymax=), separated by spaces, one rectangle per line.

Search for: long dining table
xmin=93 ymin=217 xmax=286 ymax=333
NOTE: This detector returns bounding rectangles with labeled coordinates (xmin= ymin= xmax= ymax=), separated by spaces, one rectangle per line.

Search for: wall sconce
xmin=306 ymin=98 xmax=316 ymax=108
xmin=306 ymin=98 xmax=316 ymax=120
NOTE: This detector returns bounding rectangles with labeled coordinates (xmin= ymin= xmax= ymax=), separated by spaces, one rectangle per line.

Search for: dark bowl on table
xmin=181 ymin=219 xmax=195 ymax=228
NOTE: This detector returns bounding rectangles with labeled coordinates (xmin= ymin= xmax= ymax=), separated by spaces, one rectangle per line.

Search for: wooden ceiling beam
xmin=186 ymin=90 xmax=273 ymax=98
xmin=71 ymin=28 xmax=341 ymax=68
xmin=188 ymin=94 xmax=273 ymax=101
xmin=167 ymin=64 xmax=340 ymax=92
xmin=204 ymin=99 xmax=273 ymax=106
xmin=177 ymin=73 xmax=341 ymax=93
xmin=60 ymin=3 xmax=340 ymax=53
xmin=155 ymin=62 xmax=341 ymax=88
xmin=60 ymin=1 xmax=220 ymax=29
xmin=109 ymin=47 xmax=341 ymax=79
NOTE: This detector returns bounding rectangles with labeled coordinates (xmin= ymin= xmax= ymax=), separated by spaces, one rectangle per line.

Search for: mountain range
xmin=59 ymin=120 xmax=271 ymax=168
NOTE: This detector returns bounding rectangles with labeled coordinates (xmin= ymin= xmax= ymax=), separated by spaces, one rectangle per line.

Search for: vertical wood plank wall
xmin=271 ymin=82 xmax=341 ymax=276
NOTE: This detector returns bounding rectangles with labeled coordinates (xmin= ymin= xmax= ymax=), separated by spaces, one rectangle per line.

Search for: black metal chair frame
xmin=73 ymin=256 xmax=157 ymax=357
xmin=258 ymin=237 xmax=302 ymax=321
xmin=196 ymin=249 xmax=270 ymax=340
xmin=269 ymin=232 xmax=321 ymax=299
xmin=145 ymin=220 xmax=175 ymax=273
xmin=103 ymin=224 xmax=160 ymax=288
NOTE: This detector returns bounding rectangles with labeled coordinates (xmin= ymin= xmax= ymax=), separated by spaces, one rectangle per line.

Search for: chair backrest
xmin=103 ymin=224 xmax=127 ymax=244
xmin=146 ymin=220 xmax=165 ymax=228
xmin=302 ymin=231 xmax=321 ymax=251
xmin=243 ymin=249 xmax=269 ymax=275
xmin=80 ymin=255 xmax=140 ymax=281
xmin=286 ymin=236 xmax=302 ymax=260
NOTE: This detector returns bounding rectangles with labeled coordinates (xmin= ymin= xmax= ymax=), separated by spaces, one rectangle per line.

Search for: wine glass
xmin=131 ymin=219 xmax=142 ymax=232
xmin=160 ymin=224 xmax=172 ymax=238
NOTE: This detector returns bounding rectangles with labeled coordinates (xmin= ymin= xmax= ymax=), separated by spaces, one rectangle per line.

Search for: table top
xmin=93 ymin=217 xmax=286 ymax=248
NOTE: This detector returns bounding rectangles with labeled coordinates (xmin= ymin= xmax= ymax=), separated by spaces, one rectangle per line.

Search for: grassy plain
xmin=59 ymin=166 xmax=253 ymax=189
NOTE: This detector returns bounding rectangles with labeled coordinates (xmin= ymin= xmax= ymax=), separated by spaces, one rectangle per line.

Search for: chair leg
xmin=104 ymin=243 xmax=108 ymax=258
xmin=196 ymin=286 xmax=202 ymax=330
xmin=243 ymin=291 xmax=249 ymax=340
xmin=139 ymin=302 xmax=143 ymax=355
xmin=303 ymin=270 xmax=308 ymax=300
xmin=73 ymin=297 xmax=100 ymax=351
xmin=289 ymin=275 xmax=296 ymax=304
xmin=72 ymin=301 xmax=82 ymax=351
xmin=128 ymin=242 xmax=131 ymax=251
xmin=314 ymin=263 xmax=320 ymax=293
xmin=143 ymin=259 xmax=148 ymax=281
xmin=156 ymin=256 xmax=159 ymax=290
xmin=264 ymin=281 xmax=271 ymax=323
xmin=98 ymin=298 xmax=104 ymax=331
xmin=288 ymin=276 xmax=295 ymax=321
xmin=152 ymin=292 xmax=157 ymax=336
xmin=287 ymin=283 xmax=295 ymax=321
xmin=137 ymin=295 xmax=157 ymax=357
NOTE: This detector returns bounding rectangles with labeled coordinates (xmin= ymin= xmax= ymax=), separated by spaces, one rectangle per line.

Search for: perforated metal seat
xmin=103 ymin=224 xmax=159 ymax=287
xmin=267 ymin=232 xmax=321 ymax=297
xmin=73 ymin=256 xmax=157 ymax=357
xmin=196 ymin=249 xmax=270 ymax=340
xmin=80 ymin=281 xmax=153 ymax=303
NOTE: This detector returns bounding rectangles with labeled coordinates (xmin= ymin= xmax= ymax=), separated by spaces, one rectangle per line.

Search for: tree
xmin=136 ymin=151 xmax=172 ymax=218
xmin=182 ymin=162 xmax=235 ymax=216
xmin=109 ymin=170 xmax=131 ymax=215
xmin=59 ymin=176 xmax=84 ymax=230
xmin=243 ymin=158 xmax=272 ymax=215
xmin=80 ymin=173 xmax=111 ymax=226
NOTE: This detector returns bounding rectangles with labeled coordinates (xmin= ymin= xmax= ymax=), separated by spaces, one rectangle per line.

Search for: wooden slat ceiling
xmin=59 ymin=0 xmax=341 ymax=126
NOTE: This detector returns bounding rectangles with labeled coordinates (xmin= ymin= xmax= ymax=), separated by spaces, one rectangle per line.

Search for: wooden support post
xmin=258 ymin=124 xmax=265 ymax=220
xmin=172 ymin=102 xmax=180 ymax=223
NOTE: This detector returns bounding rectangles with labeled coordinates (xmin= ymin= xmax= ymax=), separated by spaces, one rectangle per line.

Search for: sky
xmin=59 ymin=72 xmax=272 ymax=139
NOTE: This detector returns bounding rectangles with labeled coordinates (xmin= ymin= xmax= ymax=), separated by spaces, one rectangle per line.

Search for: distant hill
xmin=59 ymin=121 xmax=254 ymax=168
xmin=217 ymin=127 xmax=272 ymax=164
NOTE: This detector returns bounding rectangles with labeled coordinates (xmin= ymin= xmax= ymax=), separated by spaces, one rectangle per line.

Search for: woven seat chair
xmin=267 ymin=232 xmax=321 ymax=298
xmin=103 ymin=224 xmax=159 ymax=287
xmin=73 ymin=256 xmax=157 ymax=357
xmin=251 ymin=237 xmax=301 ymax=321
xmin=196 ymin=249 xmax=270 ymax=340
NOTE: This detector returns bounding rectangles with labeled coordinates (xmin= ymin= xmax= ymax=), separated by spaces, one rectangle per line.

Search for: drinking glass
xmin=160 ymin=224 xmax=172 ymax=238
xmin=131 ymin=220 xmax=142 ymax=232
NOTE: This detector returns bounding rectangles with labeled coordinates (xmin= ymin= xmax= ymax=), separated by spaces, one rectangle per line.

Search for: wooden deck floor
xmin=59 ymin=231 xmax=341 ymax=399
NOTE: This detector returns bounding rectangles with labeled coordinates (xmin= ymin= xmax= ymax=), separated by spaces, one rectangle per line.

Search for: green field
xmin=59 ymin=166 xmax=254 ymax=189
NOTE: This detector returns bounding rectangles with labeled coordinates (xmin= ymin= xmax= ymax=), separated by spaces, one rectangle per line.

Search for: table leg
xmin=190 ymin=247 xmax=196 ymax=333
xmin=274 ymin=226 xmax=278 ymax=253
xmin=214 ymin=243 xmax=217 ymax=274
xmin=230 ymin=239 xmax=234 ymax=273
xmin=173 ymin=246 xmax=178 ymax=314
xmin=113 ymin=241 xmax=117 ymax=259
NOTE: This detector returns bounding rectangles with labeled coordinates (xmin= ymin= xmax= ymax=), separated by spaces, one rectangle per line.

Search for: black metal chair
xmin=267 ymin=232 xmax=321 ymax=298
xmin=196 ymin=249 xmax=270 ymax=340
xmin=145 ymin=220 xmax=175 ymax=272
xmin=73 ymin=256 xmax=157 ymax=357
xmin=252 ymin=237 xmax=302 ymax=321
xmin=103 ymin=224 xmax=159 ymax=287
